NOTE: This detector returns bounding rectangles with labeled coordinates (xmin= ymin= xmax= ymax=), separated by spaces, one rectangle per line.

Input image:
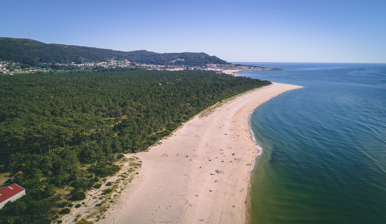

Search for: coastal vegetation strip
xmin=0 ymin=68 xmax=270 ymax=223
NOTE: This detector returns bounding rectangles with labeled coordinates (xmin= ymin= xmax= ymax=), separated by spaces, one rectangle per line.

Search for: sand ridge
xmin=101 ymin=82 xmax=302 ymax=224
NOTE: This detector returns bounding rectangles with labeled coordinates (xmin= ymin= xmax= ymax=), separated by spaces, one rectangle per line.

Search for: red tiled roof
xmin=0 ymin=184 xmax=25 ymax=204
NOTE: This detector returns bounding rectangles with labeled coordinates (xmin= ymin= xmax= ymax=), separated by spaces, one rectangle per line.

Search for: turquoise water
xmin=239 ymin=63 xmax=386 ymax=223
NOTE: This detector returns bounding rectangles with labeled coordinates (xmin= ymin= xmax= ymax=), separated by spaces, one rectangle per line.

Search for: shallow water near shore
xmin=239 ymin=63 xmax=386 ymax=223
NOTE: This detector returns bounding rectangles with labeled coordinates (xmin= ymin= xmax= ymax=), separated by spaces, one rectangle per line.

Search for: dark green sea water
xmin=239 ymin=63 xmax=386 ymax=223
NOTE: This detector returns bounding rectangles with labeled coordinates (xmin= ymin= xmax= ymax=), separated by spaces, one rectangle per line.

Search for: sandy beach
xmin=101 ymin=82 xmax=302 ymax=224
xmin=222 ymin=70 xmax=241 ymax=76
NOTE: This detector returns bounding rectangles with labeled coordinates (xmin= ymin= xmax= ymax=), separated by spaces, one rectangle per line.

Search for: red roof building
xmin=0 ymin=183 xmax=26 ymax=209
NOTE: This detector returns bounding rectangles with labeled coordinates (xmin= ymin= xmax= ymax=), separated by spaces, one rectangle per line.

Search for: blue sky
xmin=1 ymin=0 xmax=386 ymax=63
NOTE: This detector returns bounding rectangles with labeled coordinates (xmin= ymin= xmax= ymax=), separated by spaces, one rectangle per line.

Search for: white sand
xmin=222 ymin=70 xmax=241 ymax=76
xmin=101 ymin=82 xmax=302 ymax=224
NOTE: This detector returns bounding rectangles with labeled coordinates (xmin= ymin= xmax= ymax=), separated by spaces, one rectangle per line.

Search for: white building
xmin=0 ymin=184 xmax=26 ymax=209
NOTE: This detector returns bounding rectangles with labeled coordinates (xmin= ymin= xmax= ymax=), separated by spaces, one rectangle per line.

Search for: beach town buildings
xmin=0 ymin=184 xmax=26 ymax=209
xmin=0 ymin=58 xmax=267 ymax=75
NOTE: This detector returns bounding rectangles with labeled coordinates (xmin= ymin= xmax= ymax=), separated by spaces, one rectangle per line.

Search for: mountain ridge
xmin=0 ymin=37 xmax=229 ymax=66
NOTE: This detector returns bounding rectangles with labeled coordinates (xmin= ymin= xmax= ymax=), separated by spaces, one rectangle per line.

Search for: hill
xmin=0 ymin=37 xmax=229 ymax=67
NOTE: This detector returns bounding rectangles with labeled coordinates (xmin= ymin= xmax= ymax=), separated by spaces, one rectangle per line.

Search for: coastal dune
xmin=101 ymin=82 xmax=302 ymax=224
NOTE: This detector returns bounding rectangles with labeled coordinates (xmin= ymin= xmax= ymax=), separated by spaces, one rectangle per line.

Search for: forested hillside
xmin=0 ymin=38 xmax=229 ymax=67
xmin=0 ymin=68 xmax=270 ymax=223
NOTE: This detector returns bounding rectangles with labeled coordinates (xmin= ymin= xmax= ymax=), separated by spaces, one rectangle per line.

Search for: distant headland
xmin=0 ymin=37 xmax=281 ymax=75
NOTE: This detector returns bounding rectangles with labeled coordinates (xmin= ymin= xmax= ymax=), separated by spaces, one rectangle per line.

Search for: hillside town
xmin=0 ymin=59 xmax=279 ymax=75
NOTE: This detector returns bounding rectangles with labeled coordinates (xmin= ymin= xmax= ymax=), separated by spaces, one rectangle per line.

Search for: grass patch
xmin=129 ymin=162 xmax=142 ymax=167
xmin=76 ymin=218 xmax=93 ymax=224
xmin=0 ymin=171 xmax=11 ymax=186
xmin=103 ymin=188 xmax=113 ymax=194
xmin=74 ymin=214 xmax=82 ymax=222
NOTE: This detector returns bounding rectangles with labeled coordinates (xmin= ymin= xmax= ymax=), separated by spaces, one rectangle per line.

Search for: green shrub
xmin=103 ymin=188 xmax=113 ymax=194
xmin=57 ymin=202 xmax=68 ymax=208
xmin=93 ymin=184 xmax=102 ymax=189
xmin=59 ymin=208 xmax=71 ymax=214
xmin=71 ymin=191 xmax=86 ymax=201
xmin=75 ymin=204 xmax=81 ymax=208
xmin=68 ymin=203 xmax=74 ymax=207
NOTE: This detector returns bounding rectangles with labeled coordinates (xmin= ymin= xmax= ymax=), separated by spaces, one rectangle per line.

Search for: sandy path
xmin=101 ymin=82 xmax=302 ymax=224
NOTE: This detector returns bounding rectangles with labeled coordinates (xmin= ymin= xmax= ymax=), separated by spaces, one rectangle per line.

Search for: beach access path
xmin=101 ymin=82 xmax=302 ymax=224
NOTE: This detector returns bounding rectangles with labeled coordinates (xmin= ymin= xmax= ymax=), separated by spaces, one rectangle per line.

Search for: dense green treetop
xmin=0 ymin=69 xmax=269 ymax=162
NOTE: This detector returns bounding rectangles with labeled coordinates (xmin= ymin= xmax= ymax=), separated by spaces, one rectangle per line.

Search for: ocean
xmin=238 ymin=63 xmax=386 ymax=223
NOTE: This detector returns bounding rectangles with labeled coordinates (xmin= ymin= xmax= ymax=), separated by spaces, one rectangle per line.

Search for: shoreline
xmin=245 ymin=107 xmax=264 ymax=223
xmin=101 ymin=82 xmax=302 ymax=224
